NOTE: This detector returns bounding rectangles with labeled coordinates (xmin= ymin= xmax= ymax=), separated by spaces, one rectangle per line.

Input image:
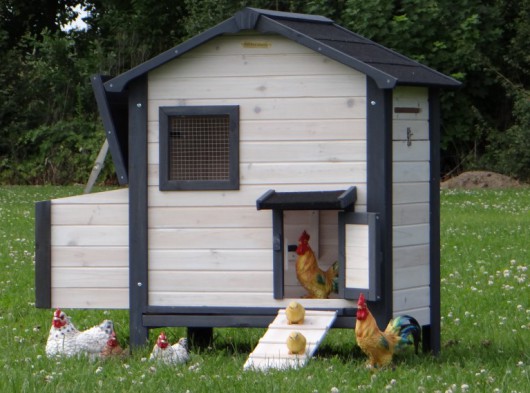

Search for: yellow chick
xmin=286 ymin=331 xmax=306 ymax=355
xmin=285 ymin=301 xmax=305 ymax=325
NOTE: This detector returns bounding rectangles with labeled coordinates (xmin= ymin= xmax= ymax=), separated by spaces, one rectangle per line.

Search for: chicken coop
xmin=35 ymin=7 xmax=460 ymax=354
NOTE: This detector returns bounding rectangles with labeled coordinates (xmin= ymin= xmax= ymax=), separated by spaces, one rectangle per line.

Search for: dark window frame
xmin=159 ymin=105 xmax=239 ymax=191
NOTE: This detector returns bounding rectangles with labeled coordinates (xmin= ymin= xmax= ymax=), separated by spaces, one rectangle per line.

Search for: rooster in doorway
xmin=295 ymin=230 xmax=338 ymax=299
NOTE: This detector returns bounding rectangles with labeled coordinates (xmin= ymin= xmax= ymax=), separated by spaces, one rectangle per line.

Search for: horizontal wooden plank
xmin=148 ymin=162 xmax=366 ymax=186
xmin=393 ymin=203 xmax=429 ymax=226
xmin=393 ymin=286 xmax=430 ymax=312
xmin=241 ymin=141 xmax=366 ymax=163
xmin=51 ymin=288 xmax=128 ymax=309
xmin=148 ymin=140 xmax=366 ymax=166
xmin=346 ymin=267 xmax=369 ymax=288
xmin=51 ymin=225 xmax=128 ymax=246
xmin=391 ymin=306 xmax=430 ymax=326
xmin=149 ymin=271 xmax=273 ymax=292
xmin=393 ymin=120 xmax=429 ymax=141
xmin=148 ymin=119 xmax=367 ymax=143
xmin=393 ymin=183 xmax=430 ymax=205
xmin=148 ymin=292 xmax=356 ymax=309
xmin=240 ymin=162 xmax=366 ymax=185
xmin=148 ymin=227 xmax=271 ymax=249
xmin=148 ymin=184 xmax=367 ymax=208
xmin=393 ymin=264 xmax=430 ymax=290
xmin=393 ymin=223 xmax=430 ymax=247
xmin=150 ymin=52 xmax=360 ymax=79
xmin=51 ymin=267 xmax=128 ymax=288
xmin=149 ymin=74 xmax=366 ymax=100
xmin=392 ymin=87 xmax=429 ymax=121
xmin=148 ymin=97 xmax=366 ymax=121
xmin=51 ymin=204 xmax=128 ymax=226
xmin=393 ymin=140 xmax=430 ymax=162
xmin=50 ymin=188 xmax=128 ymax=204
xmin=149 ymin=249 xmax=272 ymax=271
xmin=148 ymin=206 xmax=271 ymax=228
xmin=51 ymin=246 xmax=128 ymax=267
xmin=393 ymin=244 xmax=430 ymax=269
xmin=160 ymin=35 xmax=316 ymax=57
xmin=393 ymin=162 xmax=430 ymax=183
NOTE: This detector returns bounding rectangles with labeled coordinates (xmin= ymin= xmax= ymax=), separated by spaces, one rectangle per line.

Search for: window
xmin=159 ymin=106 xmax=239 ymax=190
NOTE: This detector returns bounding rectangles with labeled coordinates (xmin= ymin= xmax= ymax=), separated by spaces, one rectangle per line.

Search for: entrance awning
xmin=256 ymin=186 xmax=356 ymax=211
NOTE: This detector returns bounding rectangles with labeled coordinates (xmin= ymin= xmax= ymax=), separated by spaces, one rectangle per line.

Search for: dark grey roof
xmin=104 ymin=7 xmax=461 ymax=92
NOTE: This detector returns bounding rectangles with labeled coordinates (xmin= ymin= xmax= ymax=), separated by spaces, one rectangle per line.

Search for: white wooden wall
xmin=147 ymin=34 xmax=367 ymax=309
xmin=49 ymin=189 xmax=129 ymax=308
xmin=392 ymin=87 xmax=431 ymax=325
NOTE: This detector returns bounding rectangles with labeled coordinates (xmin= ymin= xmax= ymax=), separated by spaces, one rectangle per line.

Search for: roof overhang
xmin=102 ymin=7 xmax=461 ymax=93
xmin=256 ymin=187 xmax=357 ymax=211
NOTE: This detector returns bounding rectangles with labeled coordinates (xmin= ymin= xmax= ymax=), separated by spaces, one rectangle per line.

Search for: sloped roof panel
xmin=103 ymin=7 xmax=461 ymax=92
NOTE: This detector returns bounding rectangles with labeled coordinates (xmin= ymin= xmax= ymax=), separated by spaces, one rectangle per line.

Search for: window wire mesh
xmin=169 ymin=115 xmax=230 ymax=181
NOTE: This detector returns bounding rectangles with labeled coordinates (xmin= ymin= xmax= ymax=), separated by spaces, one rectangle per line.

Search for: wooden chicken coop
xmin=35 ymin=7 xmax=460 ymax=354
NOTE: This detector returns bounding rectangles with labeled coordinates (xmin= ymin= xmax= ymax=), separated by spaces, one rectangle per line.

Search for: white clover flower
xmin=461 ymin=384 xmax=469 ymax=392
xmin=331 ymin=387 xmax=340 ymax=393
xmin=95 ymin=366 xmax=103 ymax=374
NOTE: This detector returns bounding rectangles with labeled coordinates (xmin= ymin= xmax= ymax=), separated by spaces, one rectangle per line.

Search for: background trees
xmin=1 ymin=0 xmax=528 ymax=184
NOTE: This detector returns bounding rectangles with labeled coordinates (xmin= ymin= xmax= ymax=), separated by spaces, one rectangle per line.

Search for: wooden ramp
xmin=243 ymin=309 xmax=337 ymax=371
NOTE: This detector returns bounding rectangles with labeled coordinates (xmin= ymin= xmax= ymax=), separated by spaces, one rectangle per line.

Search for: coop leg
xmin=188 ymin=327 xmax=213 ymax=350
xmin=129 ymin=310 xmax=149 ymax=350
xmin=421 ymin=325 xmax=440 ymax=355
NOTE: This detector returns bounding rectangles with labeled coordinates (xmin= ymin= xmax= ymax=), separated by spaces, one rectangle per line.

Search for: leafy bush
xmin=481 ymin=90 xmax=530 ymax=181
xmin=0 ymin=118 xmax=115 ymax=185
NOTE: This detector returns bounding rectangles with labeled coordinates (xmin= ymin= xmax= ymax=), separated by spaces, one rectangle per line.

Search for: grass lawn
xmin=0 ymin=185 xmax=528 ymax=392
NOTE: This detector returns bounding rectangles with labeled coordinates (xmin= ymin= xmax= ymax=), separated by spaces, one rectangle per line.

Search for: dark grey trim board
xmin=35 ymin=201 xmax=51 ymax=308
xmin=272 ymin=209 xmax=284 ymax=299
xmin=365 ymin=77 xmax=393 ymax=328
xmin=144 ymin=314 xmax=358 ymax=329
xmin=128 ymin=76 xmax=149 ymax=348
xmin=428 ymin=88 xmax=442 ymax=355
xmin=91 ymin=74 xmax=129 ymax=185
xmin=146 ymin=305 xmax=357 ymax=316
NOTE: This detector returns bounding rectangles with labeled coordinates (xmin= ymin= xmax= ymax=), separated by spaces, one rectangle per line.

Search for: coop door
xmin=338 ymin=212 xmax=381 ymax=301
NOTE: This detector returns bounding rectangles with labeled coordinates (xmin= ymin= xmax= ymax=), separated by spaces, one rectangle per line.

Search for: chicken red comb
xmin=107 ymin=331 xmax=118 ymax=346
xmin=159 ymin=332 xmax=167 ymax=340
xmin=54 ymin=308 xmax=62 ymax=317
xmin=298 ymin=230 xmax=310 ymax=242
xmin=357 ymin=293 xmax=366 ymax=307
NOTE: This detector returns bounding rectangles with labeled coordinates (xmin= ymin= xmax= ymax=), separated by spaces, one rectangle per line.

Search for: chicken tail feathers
xmin=388 ymin=315 xmax=421 ymax=354
xmin=327 ymin=261 xmax=340 ymax=293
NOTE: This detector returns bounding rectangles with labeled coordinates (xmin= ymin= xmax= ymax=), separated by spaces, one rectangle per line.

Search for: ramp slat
xmin=244 ymin=309 xmax=337 ymax=371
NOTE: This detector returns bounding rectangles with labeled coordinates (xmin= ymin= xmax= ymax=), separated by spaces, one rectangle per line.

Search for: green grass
xmin=0 ymin=185 xmax=528 ymax=392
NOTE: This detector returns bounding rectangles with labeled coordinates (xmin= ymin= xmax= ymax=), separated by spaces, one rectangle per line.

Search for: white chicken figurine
xmin=45 ymin=308 xmax=114 ymax=359
xmin=149 ymin=332 xmax=189 ymax=365
xmin=45 ymin=308 xmax=79 ymax=357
